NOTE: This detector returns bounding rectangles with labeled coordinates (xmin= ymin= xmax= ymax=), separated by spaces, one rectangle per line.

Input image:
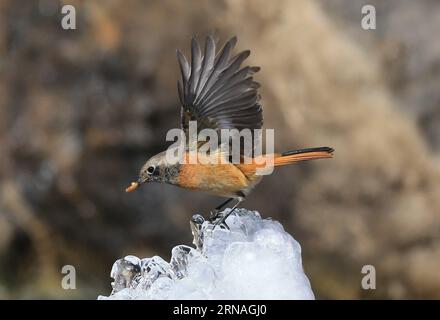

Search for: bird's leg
xmin=214 ymin=199 xmax=244 ymax=230
xmin=209 ymin=198 xmax=234 ymax=221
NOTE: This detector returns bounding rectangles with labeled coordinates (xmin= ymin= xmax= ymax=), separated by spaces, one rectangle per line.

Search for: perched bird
xmin=126 ymin=35 xmax=334 ymax=227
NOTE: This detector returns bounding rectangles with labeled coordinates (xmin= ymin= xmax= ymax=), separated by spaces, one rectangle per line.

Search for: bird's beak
xmin=125 ymin=177 xmax=146 ymax=193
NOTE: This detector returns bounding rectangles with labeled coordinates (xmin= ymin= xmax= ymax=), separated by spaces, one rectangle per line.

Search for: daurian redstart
xmin=126 ymin=35 xmax=334 ymax=227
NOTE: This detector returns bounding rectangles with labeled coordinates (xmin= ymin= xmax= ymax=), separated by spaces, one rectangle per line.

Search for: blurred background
xmin=1 ymin=0 xmax=440 ymax=299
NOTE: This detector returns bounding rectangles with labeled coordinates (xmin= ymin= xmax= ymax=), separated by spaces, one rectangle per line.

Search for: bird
xmin=125 ymin=35 xmax=334 ymax=228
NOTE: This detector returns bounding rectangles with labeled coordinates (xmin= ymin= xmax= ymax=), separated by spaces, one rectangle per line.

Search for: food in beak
xmin=125 ymin=181 xmax=139 ymax=193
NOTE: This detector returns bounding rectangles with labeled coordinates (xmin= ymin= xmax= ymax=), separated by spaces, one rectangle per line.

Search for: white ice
xmin=98 ymin=208 xmax=315 ymax=300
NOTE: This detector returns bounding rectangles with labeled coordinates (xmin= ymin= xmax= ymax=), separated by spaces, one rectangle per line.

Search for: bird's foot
xmin=209 ymin=209 xmax=221 ymax=222
xmin=209 ymin=210 xmax=230 ymax=230
xmin=213 ymin=218 xmax=230 ymax=230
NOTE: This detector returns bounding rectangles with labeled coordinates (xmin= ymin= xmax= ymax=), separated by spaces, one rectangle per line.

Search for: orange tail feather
xmin=274 ymin=147 xmax=334 ymax=166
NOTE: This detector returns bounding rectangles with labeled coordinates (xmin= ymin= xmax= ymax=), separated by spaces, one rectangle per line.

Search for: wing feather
xmin=176 ymin=36 xmax=263 ymax=151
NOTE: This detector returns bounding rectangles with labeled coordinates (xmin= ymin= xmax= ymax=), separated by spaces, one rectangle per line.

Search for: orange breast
xmin=177 ymin=152 xmax=253 ymax=198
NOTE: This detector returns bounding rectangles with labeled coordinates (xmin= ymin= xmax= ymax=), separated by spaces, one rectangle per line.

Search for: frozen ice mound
xmin=98 ymin=208 xmax=315 ymax=300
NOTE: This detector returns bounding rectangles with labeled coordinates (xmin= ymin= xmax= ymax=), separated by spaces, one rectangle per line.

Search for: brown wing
xmin=176 ymin=36 xmax=263 ymax=144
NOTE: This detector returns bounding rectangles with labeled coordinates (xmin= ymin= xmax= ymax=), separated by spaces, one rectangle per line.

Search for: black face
xmin=139 ymin=164 xmax=161 ymax=183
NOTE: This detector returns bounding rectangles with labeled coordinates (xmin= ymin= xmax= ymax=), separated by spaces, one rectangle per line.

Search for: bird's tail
xmin=274 ymin=147 xmax=334 ymax=166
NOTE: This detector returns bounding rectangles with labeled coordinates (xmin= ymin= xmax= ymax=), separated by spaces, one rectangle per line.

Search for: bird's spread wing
xmin=176 ymin=36 xmax=263 ymax=151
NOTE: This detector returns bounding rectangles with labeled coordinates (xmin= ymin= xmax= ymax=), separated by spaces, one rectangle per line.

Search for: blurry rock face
xmin=99 ymin=209 xmax=314 ymax=300
xmin=0 ymin=0 xmax=439 ymax=298
xmin=318 ymin=0 xmax=440 ymax=151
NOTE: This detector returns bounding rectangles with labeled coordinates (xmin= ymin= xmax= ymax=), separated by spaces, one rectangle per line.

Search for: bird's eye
xmin=147 ymin=166 xmax=155 ymax=174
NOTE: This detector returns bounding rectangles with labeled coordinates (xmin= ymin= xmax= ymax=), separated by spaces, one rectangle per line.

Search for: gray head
xmin=125 ymin=151 xmax=179 ymax=192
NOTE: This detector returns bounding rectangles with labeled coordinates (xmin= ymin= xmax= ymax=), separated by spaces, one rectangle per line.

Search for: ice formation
xmin=98 ymin=208 xmax=315 ymax=299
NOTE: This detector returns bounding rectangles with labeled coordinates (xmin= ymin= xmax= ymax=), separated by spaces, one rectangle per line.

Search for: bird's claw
xmin=209 ymin=209 xmax=221 ymax=222
xmin=213 ymin=218 xmax=229 ymax=230
xmin=209 ymin=210 xmax=230 ymax=230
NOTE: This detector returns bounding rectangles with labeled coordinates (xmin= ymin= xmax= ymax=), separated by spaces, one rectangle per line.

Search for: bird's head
xmin=125 ymin=152 xmax=168 ymax=192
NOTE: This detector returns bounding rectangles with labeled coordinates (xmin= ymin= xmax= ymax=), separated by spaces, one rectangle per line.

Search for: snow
xmin=98 ymin=208 xmax=315 ymax=300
